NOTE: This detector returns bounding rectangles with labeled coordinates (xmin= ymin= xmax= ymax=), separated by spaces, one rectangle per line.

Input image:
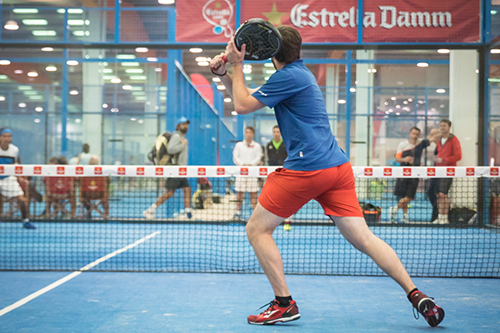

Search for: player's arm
xmin=217 ymin=70 xmax=259 ymax=98
xmin=166 ymin=133 xmax=185 ymax=155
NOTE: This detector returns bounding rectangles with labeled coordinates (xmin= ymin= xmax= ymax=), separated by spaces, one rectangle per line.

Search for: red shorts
xmin=258 ymin=162 xmax=363 ymax=218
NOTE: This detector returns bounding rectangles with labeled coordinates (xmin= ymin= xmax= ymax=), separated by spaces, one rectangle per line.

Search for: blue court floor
xmin=0 ymin=272 xmax=499 ymax=332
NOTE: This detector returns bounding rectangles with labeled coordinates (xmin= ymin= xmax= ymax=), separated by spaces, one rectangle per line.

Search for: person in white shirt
xmin=232 ymin=126 xmax=262 ymax=220
xmin=0 ymin=127 xmax=34 ymax=229
xmin=77 ymin=143 xmax=92 ymax=165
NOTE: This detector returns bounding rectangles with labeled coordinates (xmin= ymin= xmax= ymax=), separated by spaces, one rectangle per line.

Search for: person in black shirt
xmin=265 ymin=125 xmax=287 ymax=166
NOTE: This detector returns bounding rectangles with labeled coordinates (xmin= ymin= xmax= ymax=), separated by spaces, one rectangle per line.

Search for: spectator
xmin=265 ymin=125 xmax=287 ymax=166
xmin=58 ymin=156 xmax=68 ymax=165
xmin=43 ymin=157 xmax=76 ymax=219
xmin=232 ymin=126 xmax=263 ymax=220
xmin=143 ymin=117 xmax=192 ymax=219
xmin=77 ymin=143 xmax=92 ymax=165
xmin=0 ymin=127 xmax=34 ymax=229
xmin=389 ymin=127 xmax=440 ymax=223
xmin=428 ymin=119 xmax=462 ymax=224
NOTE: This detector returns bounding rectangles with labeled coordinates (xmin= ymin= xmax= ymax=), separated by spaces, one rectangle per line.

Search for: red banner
xmin=177 ymin=0 xmax=480 ymax=43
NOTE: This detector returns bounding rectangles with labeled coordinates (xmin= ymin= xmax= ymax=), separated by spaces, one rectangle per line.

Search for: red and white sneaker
xmin=247 ymin=300 xmax=300 ymax=325
xmin=409 ymin=290 xmax=445 ymax=327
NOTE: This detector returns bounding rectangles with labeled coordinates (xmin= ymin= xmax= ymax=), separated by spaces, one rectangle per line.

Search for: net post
xmin=477 ymin=176 xmax=485 ymax=227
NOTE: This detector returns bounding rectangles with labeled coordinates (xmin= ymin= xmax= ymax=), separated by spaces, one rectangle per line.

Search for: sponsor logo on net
xmin=118 ymin=167 xmax=126 ymax=175
xmin=76 ymin=166 xmax=83 ymax=175
xmin=155 ymin=167 xmax=163 ymax=176
xmin=446 ymin=167 xmax=455 ymax=176
xmin=364 ymin=167 xmax=373 ymax=176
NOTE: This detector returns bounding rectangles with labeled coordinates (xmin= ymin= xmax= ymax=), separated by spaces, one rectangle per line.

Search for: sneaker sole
xmin=419 ymin=299 xmax=445 ymax=327
xmin=248 ymin=313 xmax=301 ymax=325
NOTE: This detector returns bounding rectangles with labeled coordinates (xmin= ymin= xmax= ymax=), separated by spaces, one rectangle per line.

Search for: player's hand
xmin=405 ymin=156 xmax=414 ymax=164
xmin=210 ymin=53 xmax=227 ymax=75
xmin=435 ymin=157 xmax=443 ymax=163
xmin=225 ymin=37 xmax=246 ymax=66
xmin=182 ymin=138 xmax=188 ymax=145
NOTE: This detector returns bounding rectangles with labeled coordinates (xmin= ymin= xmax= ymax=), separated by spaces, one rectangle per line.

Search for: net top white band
xmin=1 ymin=165 xmax=499 ymax=178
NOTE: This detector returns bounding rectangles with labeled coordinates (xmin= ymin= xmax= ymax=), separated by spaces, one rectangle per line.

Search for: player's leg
xmin=143 ymin=178 xmax=177 ymax=219
xmin=234 ymin=191 xmax=244 ymax=220
xmin=180 ymin=180 xmax=192 ymax=218
xmin=3 ymin=176 xmax=34 ymax=229
xmin=249 ymin=191 xmax=258 ymax=209
xmin=428 ymin=178 xmax=439 ymax=222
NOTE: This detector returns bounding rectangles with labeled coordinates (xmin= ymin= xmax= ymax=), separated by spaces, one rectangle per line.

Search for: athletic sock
xmin=275 ymin=295 xmax=292 ymax=307
xmin=407 ymin=288 xmax=419 ymax=302
xmin=147 ymin=203 xmax=157 ymax=212
xmin=185 ymin=207 xmax=192 ymax=213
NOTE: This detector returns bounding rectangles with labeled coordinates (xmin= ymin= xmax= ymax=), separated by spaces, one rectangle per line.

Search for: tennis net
xmin=0 ymin=165 xmax=499 ymax=277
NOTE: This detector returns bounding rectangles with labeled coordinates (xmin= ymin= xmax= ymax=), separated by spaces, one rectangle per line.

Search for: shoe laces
xmin=257 ymin=300 xmax=279 ymax=315
xmin=412 ymin=296 xmax=434 ymax=320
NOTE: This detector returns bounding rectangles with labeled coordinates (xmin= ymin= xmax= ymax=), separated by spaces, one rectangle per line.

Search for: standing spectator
xmin=143 ymin=117 xmax=192 ymax=219
xmin=265 ymin=125 xmax=287 ymax=166
xmin=428 ymin=119 xmax=462 ymax=224
xmin=77 ymin=143 xmax=92 ymax=165
xmin=233 ymin=126 xmax=263 ymax=220
xmin=0 ymin=127 xmax=34 ymax=229
xmin=389 ymin=128 xmax=439 ymax=223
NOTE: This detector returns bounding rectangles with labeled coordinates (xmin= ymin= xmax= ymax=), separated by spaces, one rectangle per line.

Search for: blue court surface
xmin=0 ymin=272 xmax=499 ymax=332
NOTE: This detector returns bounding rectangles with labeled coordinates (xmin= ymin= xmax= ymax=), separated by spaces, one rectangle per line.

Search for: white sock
xmin=404 ymin=213 xmax=409 ymax=219
xmin=147 ymin=203 xmax=157 ymax=212
xmin=185 ymin=207 xmax=192 ymax=213
xmin=438 ymin=214 xmax=446 ymax=220
xmin=23 ymin=218 xmax=29 ymax=223
xmin=393 ymin=205 xmax=399 ymax=210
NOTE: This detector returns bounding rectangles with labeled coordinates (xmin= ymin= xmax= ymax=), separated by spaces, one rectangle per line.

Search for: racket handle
xmin=210 ymin=54 xmax=228 ymax=71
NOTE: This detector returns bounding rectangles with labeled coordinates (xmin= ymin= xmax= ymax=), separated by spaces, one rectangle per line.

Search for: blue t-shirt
xmin=252 ymin=59 xmax=349 ymax=171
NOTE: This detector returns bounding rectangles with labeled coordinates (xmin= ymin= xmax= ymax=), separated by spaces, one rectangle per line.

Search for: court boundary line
xmin=0 ymin=231 xmax=161 ymax=317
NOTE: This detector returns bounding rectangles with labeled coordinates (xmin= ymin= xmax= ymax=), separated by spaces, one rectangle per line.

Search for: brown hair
xmin=409 ymin=127 xmax=421 ymax=133
xmin=245 ymin=126 xmax=255 ymax=134
xmin=274 ymin=26 xmax=302 ymax=64
xmin=82 ymin=143 xmax=90 ymax=153
xmin=273 ymin=125 xmax=279 ymax=130
xmin=440 ymin=119 xmax=452 ymax=127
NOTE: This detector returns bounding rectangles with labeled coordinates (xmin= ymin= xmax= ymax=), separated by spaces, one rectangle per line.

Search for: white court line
xmin=0 ymin=231 xmax=161 ymax=317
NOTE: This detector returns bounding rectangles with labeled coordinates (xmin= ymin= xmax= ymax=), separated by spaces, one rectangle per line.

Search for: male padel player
xmin=210 ymin=26 xmax=444 ymax=327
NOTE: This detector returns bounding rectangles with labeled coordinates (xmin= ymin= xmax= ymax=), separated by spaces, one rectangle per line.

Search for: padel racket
xmin=211 ymin=18 xmax=282 ymax=74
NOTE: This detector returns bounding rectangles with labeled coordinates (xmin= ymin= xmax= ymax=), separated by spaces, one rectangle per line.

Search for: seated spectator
xmin=43 ymin=157 xmax=76 ymax=219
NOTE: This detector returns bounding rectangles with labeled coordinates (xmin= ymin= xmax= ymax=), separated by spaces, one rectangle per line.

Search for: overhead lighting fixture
xmin=195 ymin=57 xmax=208 ymax=62
xmin=130 ymin=76 xmax=148 ymax=80
xmin=41 ymin=47 xmax=54 ymax=52
xmin=57 ymin=9 xmax=84 ymax=14
xmin=224 ymin=98 xmax=232 ymax=103
xmin=437 ymin=49 xmax=450 ymax=54
xmin=4 ymin=20 xmax=19 ymax=30
xmin=217 ymin=85 xmax=225 ymax=90
xmin=245 ymin=76 xmax=252 ymax=81
xmin=338 ymin=99 xmax=346 ymax=104
xmin=0 ymin=60 xmax=11 ymax=65
xmin=102 ymin=69 xmax=113 ymax=74
xmin=264 ymin=63 xmax=274 ymax=68
xmin=350 ymin=87 xmax=356 ymax=93
xmin=403 ymin=101 xmax=408 ymax=105
xmin=111 ymin=77 xmax=121 ymax=84
xmin=0 ymin=96 xmax=5 ymax=101
xmin=264 ymin=76 xmax=270 ymax=80
xmin=125 ymin=69 xmax=144 ymax=74
xmin=72 ymin=31 xmax=90 ymax=37
xmin=13 ymin=8 xmax=39 ymax=14
xmin=45 ymin=65 xmax=57 ymax=72
xmin=75 ymin=119 xmax=82 ymax=123
xmin=231 ymin=111 xmax=238 ymax=116
xmin=384 ymin=101 xmax=388 ymax=105
xmin=198 ymin=61 xmax=209 ymax=67
xmin=32 ymin=30 xmax=57 ymax=37
xmin=0 ymin=75 xmax=8 ymax=80
xmin=29 ymin=95 xmax=43 ymax=100
xmin=135 ymin=47 xmax=149 ymax=53
xmin=35 ymin=107 xmax=43 ymax=112
xmin=23 ymin=91 xmax=37 ymax=95
xmin=491 ymin=49 xmax=500 ymax=54
xmin=67 ymin=19 xmax=84 ymax=26
xmin=189 ymin=48 xmax=203 ymax=53
xmin=212 ymin=77 xmax=221 ymax=82
xmin=117 ymin=54 xmax=136 ymax=59
xmin=147 ymin=57 xmax=158 ymax=62
xmin=122 ymin=85 xmax=132 ymax=90
xmin=391 ymin=96 xmax=397 ymax=100
xmin=158 ymin=0 xmax=176 ymax=4
xmin=436 ymin=88 xmax=446 ymax=94
xmin=67 ymin=60 xmax=79 ymax=66
xmin=103 ymin=75 xmax=116 ymax=80
xmin=34 ymin=119 xmax=41 ymax=123
xmin=408 ymin=98 xmax=413 ymax=102
xmin=69 ymin=90 xmax=79 ymax=95
xmin=14 ymin=70 xmax=23 ymax=74
xmin=22 ymin=19 xmax=48 ymax=26
xmin=130 ymin=118 xmax=137 ymax=121
xmin=155 ymin=68 xmax=162 ymax=72
xmin=17 ymin=86 xmax=32 ymax=90
xmin=492 ymin=10 xmax=498 ymax=15
xmin=371 ymin=68 xmax=377 ymax=73
xmin=19 ymin=103 xmax=27 ymax=108
xmin=121 ymin=62 xmax=140 ymax=67
xmin=417 ymin=62 xmax=429 ymax=68
xmin=102 ymin=104 xmax=109 ymax=108
xmin=27 ymin=71 xmax=38 ymax=77
xmin=396 ymin=105 xmax=401 ymax=109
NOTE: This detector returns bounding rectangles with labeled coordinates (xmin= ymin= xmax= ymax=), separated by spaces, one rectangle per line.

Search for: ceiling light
xmin=72 ymin=31 xmax=90 ymax=37
xmin=75 ymin=119 xmax=81 ymax=123
xmin=265 ymin=69 xmax=276 ymax=74
xmin=32 ymin=30 xmax=57 ymax=37
xmin=436 ymin=88 xmax=446 ymax=94
xmin=437 ymin=49 xmax=450 ymax=54
xmin=125 ymin=69 xmax=144 ymax=74
xmin=45 ymin=65 xmax=57 ymax=72
xmin=19 ymin=103 xmax=27 ymax=108
xmin=243 ymin=68 xmax=252 ymax=74
xmin=224 ymin=98 xmax=232 ymax=103
xmin=384 ymin=102 xmax=388 ymax=105
xmin=130 ymin=76 xmax=148 ymax=80
xmin=102 ymin=69 xmax=113 ymax=74
xmin=0 ymin=60 xmax=10 ymax=65
xmin=69 ymin=90 xmax=79 ymax=95
xmin=245 ymin=76 xmax=252 ymax=81
xmin=264 ymin=63 xmax=274 ymax=67
xmin=396 ymin=105 xmax=401 ymax=108
xmin=403 ymin=101 xmax=408 ymax=104
xmin=189 ymin=48 xmax=203 ymax=53
xmin=4 ymin=20 xmax=19 ymax=30
xmin=491 ymin=49 xmax=500 ymax=54
xmin=147 ymin=57 xmax=158 ymax=62
xmin=135 ymin=47 xmax=149 ymax=53
xmin=417 ymin=62 xmax=429 ymax=68
xmin=34 ymin=119 xmax=41 ymax=123
xmin=217 ymin=85 xmax=225 ymax=90
xmin=0 ymin=75 xmax=8 ymax=80
xmin=212 ymin=77 xmax=221 ymax=82
xmin=440 ymin=104 xmax=445 ymax=108
xmin=385 ymin=111 xmax=390 ymax=114
xmin=13 ymin=8 xmax=39 ymax=14
xmin=102 ymin=104 xmax=109 ymax=108
xmin=117 ymin=54 xmax=136 ymax=59
xmin=27 ymin=71 xmax=38 ymax=77
xmin=29 ymin=96 xmax=43 ymax=100
xmin=396 ymin=112 xmax=401 ymax=116
xmin=57 ymin=9 xmax=84 ymax=14
xmin=0 ymin=96 xmax=5 ymax=101
xmin=130 ymin=118 xmax=137 ymax=121
xmin=198 ymin=61 xmax=209 ymax=66
xmin=18 ymin=86 xmax=31 ymax=90
xmin=111 ymin=107 xmax=119 ymax=112
xmin=408 ymin=98 xmax=413 ymax=102
xmin=231 ymin=111 xmax=238 ymax=116
xmin=121 ymin=62 xmax=140 ymax=67
xmin=265 ymin=76 xmax=270 ymax=80
xmin=122 ymin=85 xmax=132 ymax=90
xmin=418 ymin=100 xmax=425 ymax=104
xmin=67 ymin=60 xmax=79 ymax=66
xmin=371 ymin=69 xmax=377 ymax=73
xmin=68 ymin=19 xmax=84 ymax=26
xmin=111 ymin=77 xmax=121 ymax=84
xmin=338 ymin=99 xmax=346 ymax=104
xmin=138 ymin=119 xmax=144 ymax=124
xmin=350 ymin=88 xmax=356 ymax=93
xmin=22 ymin=19 xmax=48 ymax=26
xmin=35 ymin=107 xmax=43 ymax=112
xmin=391 ymin=96 xmax=396 ymax=100
xmin=155 ymin=68 xmax=162 ymax=72
xmin=195 ymin=57 xmax=207 ymax=62
xmin=41 ymin=47 xmax=54 ymax=52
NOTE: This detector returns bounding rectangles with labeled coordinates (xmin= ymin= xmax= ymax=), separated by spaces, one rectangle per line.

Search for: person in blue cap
xmin=0 ymin=127 xmax=34 ymax=229
xmin=143 ymin=117 xmax=193 ymax=219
